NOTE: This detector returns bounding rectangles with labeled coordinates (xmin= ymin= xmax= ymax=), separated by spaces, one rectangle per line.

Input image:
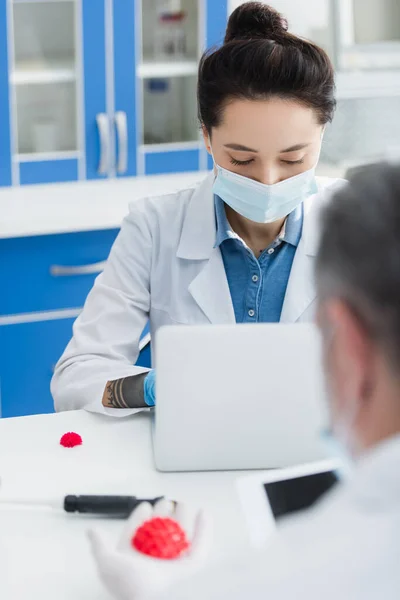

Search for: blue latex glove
xmin=143 ymin=369 xmax=156 ymax=406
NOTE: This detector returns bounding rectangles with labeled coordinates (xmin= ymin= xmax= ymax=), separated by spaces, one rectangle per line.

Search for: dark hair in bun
xmin=224 ymin=2 xmax=288 ymax=42
xmin=198 ymin=2 xmax=335 ymax=131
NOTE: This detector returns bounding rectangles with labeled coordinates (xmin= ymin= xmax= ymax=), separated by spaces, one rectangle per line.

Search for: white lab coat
xmin=159 ymin=434 xmax=400 ymax=600
xmin=51 ymin=173 xmax=344 ymax=412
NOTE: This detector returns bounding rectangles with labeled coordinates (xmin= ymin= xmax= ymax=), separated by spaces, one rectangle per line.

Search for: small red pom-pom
xmin=60 ymin=432 xmax=82 ymax=448
xmin=132 ymin=517 xmax=190 ymax=560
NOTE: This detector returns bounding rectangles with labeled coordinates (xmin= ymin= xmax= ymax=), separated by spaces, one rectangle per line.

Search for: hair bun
xmin=224 ymin=2 xmax=288 ymax=43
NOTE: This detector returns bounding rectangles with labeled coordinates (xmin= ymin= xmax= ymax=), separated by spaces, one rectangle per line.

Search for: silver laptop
xmin=153 ymin=323 xmax=328 ymax=472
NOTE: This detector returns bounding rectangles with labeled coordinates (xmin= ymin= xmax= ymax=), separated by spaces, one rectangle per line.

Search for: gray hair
xmin=315 ymin=162 xmax=400 ymax=371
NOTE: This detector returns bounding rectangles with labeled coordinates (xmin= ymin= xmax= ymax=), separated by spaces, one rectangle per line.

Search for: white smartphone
xmin=236 ymin=459 xmax=342 ymax=548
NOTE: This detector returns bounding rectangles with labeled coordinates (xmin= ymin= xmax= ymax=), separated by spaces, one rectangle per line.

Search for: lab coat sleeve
xmin=51 ymin=200 xmax=153 ymax=413
xmin=154 ymin=543 xmax=292 ymax=600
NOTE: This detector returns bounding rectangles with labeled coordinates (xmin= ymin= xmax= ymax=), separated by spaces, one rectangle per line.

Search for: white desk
xmin=0 ymin=410 xmax=251 ymax=599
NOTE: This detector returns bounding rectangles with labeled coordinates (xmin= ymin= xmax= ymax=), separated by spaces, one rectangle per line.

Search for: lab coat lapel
xmin=176 ymin=173 xmax=216 ymax=260
xmin=280 ymin=194 xmax=320 ymax=323
xmin=280 ymin=239 xmax=316 ymax=323
xmin=188 ymin=247 xmax=236 ymax=324
xmin=177 ymin=172 xmax=235 ymax=324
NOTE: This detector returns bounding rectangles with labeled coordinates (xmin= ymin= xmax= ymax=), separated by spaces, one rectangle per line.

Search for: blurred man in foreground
xmin=90 ymin=163 xmax=400 ymax=599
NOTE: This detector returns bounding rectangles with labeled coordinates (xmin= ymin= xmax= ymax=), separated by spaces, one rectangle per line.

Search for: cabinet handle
xmin=115 ymin=111 xmax=128 ymax=174
xmin=50 ymin=261 xmax=107 ymax=277
xmin=96 ymin=113 xmax=110 ymax=175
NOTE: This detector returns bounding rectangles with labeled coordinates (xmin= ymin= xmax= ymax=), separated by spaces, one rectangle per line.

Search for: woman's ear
xmin=202 ymin=126 xmax=212 ymax=154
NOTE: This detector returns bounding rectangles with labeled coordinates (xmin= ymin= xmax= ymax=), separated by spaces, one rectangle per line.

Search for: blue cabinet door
xmin=121 ymin=0 xmax=228 ymax=178
xmin=21 ymin=0 xmax=108 ymax=185
xmin=206 ymin=0 xmax=228 ymax=171
xmin=0 ymin=0 xmax=108 ymax=187
xmin=0 ymin=0 xmax=12 ymax=187
xmin=83 ymin=0 xmax=109 ymax=181
xmin=206 ymin=0 xmax=228 ymax=48
xmin=113 ymin=0 xmax=137 ymax=178
xmin=0 ymin=1 xmax=228 ymax=187
xmin=0 ymin=317 xmax=75 ymax=418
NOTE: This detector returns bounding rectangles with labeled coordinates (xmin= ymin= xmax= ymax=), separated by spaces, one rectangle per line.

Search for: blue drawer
xmin=0 ymin=229 xmax=119 ymax=316
xmin=0 ymin=317 xmax=75 ymax=417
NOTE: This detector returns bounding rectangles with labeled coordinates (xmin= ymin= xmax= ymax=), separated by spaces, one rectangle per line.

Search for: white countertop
xmin=0 ymin=165 xmax=345 ymax=240
xmin=0 ymin=172 xmax=208 ymax=239
xmin=0 ymin=410 xmax=252 ymax=599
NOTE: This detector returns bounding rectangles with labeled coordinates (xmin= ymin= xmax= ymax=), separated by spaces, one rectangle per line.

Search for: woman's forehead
xmin=215 ymin=98 xmax=322 ymax=151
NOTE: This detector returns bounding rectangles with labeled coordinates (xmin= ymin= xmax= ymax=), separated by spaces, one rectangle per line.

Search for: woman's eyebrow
xmin=280 ymin=143 xmax=310 ymax=153
xmin=224 ymin=143 xmax=259 ymax=152
xmin=223 ymin=142 xmax=311 ymax=153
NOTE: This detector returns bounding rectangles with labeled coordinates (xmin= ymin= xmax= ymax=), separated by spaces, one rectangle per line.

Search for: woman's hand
xmin=88 ymin=500 xmax=212 ymax=600
xmin=144 ymin=369 xmax=156 ymax=406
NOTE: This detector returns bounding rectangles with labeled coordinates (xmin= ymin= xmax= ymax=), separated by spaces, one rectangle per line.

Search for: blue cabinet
xmin=0 ymin=313 xmax=151 ymax=417
xmin=0 ymin=0 xmax=228 ymax=187
xmin=0 ymin=0 xmax=229 ymax=416
xmin=0 ymin=4 xmax=11 ymax=187
xmin=0 ymin=317 xmax=75 ymax=417
xmin=0 ymin=227 xmax=153 ymax=417
xmin=0 ymin=229 xmax=119 ymax=417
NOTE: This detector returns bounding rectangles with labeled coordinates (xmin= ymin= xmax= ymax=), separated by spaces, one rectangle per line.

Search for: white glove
xmin=88 ymin=499 xmax=212 ymax=600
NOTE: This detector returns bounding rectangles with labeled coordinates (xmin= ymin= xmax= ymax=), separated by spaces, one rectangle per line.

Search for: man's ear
xmin=327 ymin=299 xmax=375 ymax=415
xmin=201 ymin=126 xmax=212 ymax=154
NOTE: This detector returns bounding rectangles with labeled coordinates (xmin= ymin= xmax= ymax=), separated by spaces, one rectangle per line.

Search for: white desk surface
xmin=0 ymin=410 xmax=251 ymax=599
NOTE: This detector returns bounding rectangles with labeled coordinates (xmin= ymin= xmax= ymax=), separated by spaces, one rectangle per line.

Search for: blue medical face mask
xmin=212 ymin=158 xmax=319 ymax=224
xmin=321 ymin=429 xmax=353 ymax=476
xmin=319 ymin=322 xmax=354 ymax=473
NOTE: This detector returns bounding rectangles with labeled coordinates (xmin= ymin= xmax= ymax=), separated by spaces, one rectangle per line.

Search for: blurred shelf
xmin=341 ymin=42 xmax=400 ymax=71
xmin=140 ymin=141 xmax=202 ymax=152
xmin=11 ymin=59 xmax=76 ymax=85
xmin=138 ymin=59 xmax=198 ymax=79
xmin=16 ymin=151 xmax=80 ymax=163
xmin=336 ymin=69 xmax=400 ymax=98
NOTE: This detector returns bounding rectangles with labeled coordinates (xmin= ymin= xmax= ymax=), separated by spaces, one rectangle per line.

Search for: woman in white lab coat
xmin=52 ymin=2 xmax=343 ymax=413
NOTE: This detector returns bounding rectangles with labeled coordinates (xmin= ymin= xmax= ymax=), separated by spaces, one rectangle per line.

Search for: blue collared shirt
xmin=215 ymin=196 xmax=303 ymax=323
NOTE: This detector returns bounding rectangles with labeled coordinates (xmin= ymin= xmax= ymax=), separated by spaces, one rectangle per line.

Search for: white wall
xmin=228 ymin=0 xmax=244 ymax=14
xmin=228 ymin=1 xmax=329 ymax=37
xmin=228 ymin=1 xmax=400 ymax=46
xmin=227 ymin=0 xmax=331 ymax=53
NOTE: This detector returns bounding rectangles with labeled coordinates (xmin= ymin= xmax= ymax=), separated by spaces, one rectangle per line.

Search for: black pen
xmin=64 ymin=494 xmax=166 ymax=517
xmin=0 ymin=494 xmax=169 ymax=518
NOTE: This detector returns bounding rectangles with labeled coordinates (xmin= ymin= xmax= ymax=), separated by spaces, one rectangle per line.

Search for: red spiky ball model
xmin=132 ymin=517 xmax=190 ymax=560
xmin=60 ymin=432 xmax=83 ymax=448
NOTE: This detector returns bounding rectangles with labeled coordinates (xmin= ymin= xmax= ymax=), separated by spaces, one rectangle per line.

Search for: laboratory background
xmin=1 ymin=0 xmax=400 ymax=419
